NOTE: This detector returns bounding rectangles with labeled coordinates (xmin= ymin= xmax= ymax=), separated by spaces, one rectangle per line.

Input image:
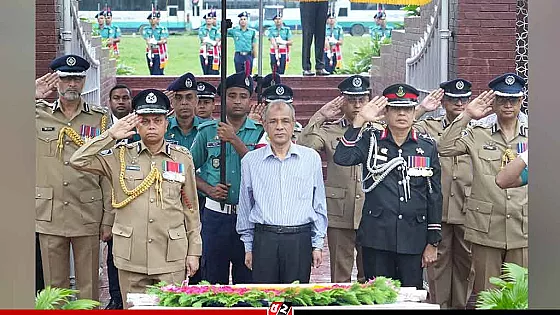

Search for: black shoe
xmin=316 ymin=69 xmax=330 ymax=76
xmin=105 ymin=299 xmax=123 ymax=310
xmin=303 ymin=70 xmax=314 ymax=76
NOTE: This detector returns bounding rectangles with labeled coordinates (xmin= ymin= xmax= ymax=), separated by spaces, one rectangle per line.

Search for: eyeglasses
xmin=495 ymin=96 xmax=521 ymax=106
xmin=444 ymin=96 xmax=470 ymax=104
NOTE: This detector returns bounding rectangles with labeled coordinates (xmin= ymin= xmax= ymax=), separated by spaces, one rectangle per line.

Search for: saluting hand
xmin=35 ymin=72 xmax=59 ymax=99
xmin=354 ymin=96 xmax=388 ymax=127
xmin=419 ymin=88 xmax=444 ymax=112
xmin=248 ymin=103 xmax=266 ymax=124
xmin=318 ymin=96 xmax=344 ymax=120
xmin=465 ymin=90 xmax=496 ymax=120
xmin=108 ymin=113 xmax=142 ymax=140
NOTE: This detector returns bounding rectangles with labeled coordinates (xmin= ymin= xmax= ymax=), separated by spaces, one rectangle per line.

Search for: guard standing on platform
xmin=268 ymin=13 xmax=293 ymax=75
xmin=190 ymin=72 xmax=265 ymax=285
xmin=300 ymin=0 xmax=330 ymax=76
xmin=101 ymin=8 xmax=122 ymax=57
xmin=35 ymin=55 xmax=112 ymax=302
xmin=324 ymin=12 xmax=343 ymax=74
xmin=143 ymin=12 xmax=169 ymax=75
xmin=299 ymin=75 xmax=378 ymax=284
xmin=227 ymin=12 xmax=257 ymax=75
xmin=414 ymin=79 xmax=474 ymax=309
xmin=70 ymin=89 xmax=202 ymax=308
xmin=198 ymin=12 xmax=221 ymax=75
xmin=196 ymin=81 xmax=217 ymax=121
xmin=438 ymin=73 xmax=528 ymax=293
xmin=333 ymin=84 xmax=443 ymax=289
xmin=94 ymin=11 xmax=105 ymax=35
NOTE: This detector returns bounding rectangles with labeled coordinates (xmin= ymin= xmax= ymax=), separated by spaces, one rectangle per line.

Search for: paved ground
xmin=97 ymin=238 xmax=358 ymax=308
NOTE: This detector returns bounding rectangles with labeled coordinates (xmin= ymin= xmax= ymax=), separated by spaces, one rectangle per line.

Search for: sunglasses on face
xmin=495 ymin=96 xmax=521 ymax=106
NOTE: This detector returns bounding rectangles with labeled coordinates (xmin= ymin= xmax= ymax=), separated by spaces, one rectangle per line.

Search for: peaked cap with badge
xmin=256 ymin=73 xmax=282 ymax=93
xmin=382 ymin=83 xmax=420 ymax=106
xmin=133 ymin=89 xmax=171 ymax=115
xmin=167 ymin=72 xmax=197 ymax=92
xmin=440 ymin=78 xmax=472 ymax=98
xmin=338 ymin=75 xmax=370 ymax=95
xmin=263 ymin=84 xmax=293 ymax=103
xmin=217 ymin=72 xmax=254 ymax=96
xmin=95 ymin=11 xmax=105 ymax=18
xmin=50 ymin=54 xmax=90 ymax=77
xmin=488 ymin=73 xmax=526 ymax=97
xmin=272 ymin=12 xmax=283 ymax=20
xmin=238 ymin=11 xmax=249 ymax=18
xmin=196 ymin=81 xmax=217 ymax=99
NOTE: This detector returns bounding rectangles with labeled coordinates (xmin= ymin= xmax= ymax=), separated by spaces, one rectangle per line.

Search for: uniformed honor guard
xmin=414 ymin=79 xmax=474 ymax=309
xmin=268 ymin=13 xmax=293 ymax=74
xmin=324 ymin=12 xmax=343 ymax=74
xmin=190 ymin=72 xmax=265 ymax=285
xmin=371 ymin=10 xmax=393 ymax=40
xmin=143 ymin=11 xmax=169 ymax=75
xmin=196 ymin=81 xmax=217 ymax=121
xmin=299 ymin=75 xmax=382 ymax=284
xmin=36 ymin=54 xmax=112 ymax=302
xmin=333 ymin=83 xmax=443 ymax=289
xmin=198 ymin=12 xmax=221 ymax=75
xmin=164 ymin=73 xmax=203 ymax=149
xmin=438 ymin=73 xmax=528 ymax=293
xmin=227 ymin=12 xmax=258 ymax=75
xmin=101 ymin=8 xmax=122 ymax=57
xmin=94 ymin=11 xmax=105 ymax=35
xmin=70 ymin=89 xmax=202 ymax=308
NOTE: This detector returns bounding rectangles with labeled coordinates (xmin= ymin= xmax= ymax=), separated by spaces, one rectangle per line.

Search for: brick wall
xmin=36 ymin=0 xmax=61 ymax=78
xmin=455 ymin=0 xmax=517 ymax=96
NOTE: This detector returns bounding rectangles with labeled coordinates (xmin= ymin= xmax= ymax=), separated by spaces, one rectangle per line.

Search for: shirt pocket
xmin=36 ymin=187 xmax=54 ymax=221
xmin=465 ymin=197 xmax=493 ymax=233
xmin=167 ymin=225 xmax=188 ymax=262
xmin=79 ymin=189 xmax=103 ymax=224
xmin=37 ymin=131 xmax=58 ymax=157
xmin=325 ymin=186 xmax=346 ymax=217
xmin=478 ymin=148 xmax=502 ymax=175
xmin=112 ymin=223 xmax=133 ymax=261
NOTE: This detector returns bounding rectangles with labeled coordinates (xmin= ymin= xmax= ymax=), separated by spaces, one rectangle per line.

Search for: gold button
xmin=64 ymin=161 xmax=69 ymax=165
xmin=67 ymin=123 xmax=72 ymax=126
xmin=453 ymin=176 xmax=457 ymax=180
xmin=63 ymin=201 xmax=69 ymax=205
xmin=148 ymin=239 xmax=153 ymax=243
xmin=355 ymin=195 xmax=360 ymax=199
xmin=177 ymin=233 xmax=180 ymax=236
xmin=65 ymin=141 xmax=70 ymax=145
xmin=150 ymin=198 xmax=155 ymax=203
xmin=36 ymin=115 xmax=40 ymax=118
xmin=63 ymin=182 xmax=68 ymax=186
xmin=331 ymin=193 xmax=335 ymax=197
xmin=149 ymin=219 xmax=154 ymax=223
xmin=357 ymin=179 xmax=362 ymax=183
xmin=119 ymin=231 xmax=123 ymax=235
xmin=131 ymin=160 xmax=136 ymax=164
xmin=507 ymin=196 xmax=511 ymax=200
xmin=507 ymin=214 xmax=511 ymax=219
xmin=91 ymin=197 xmax=95 ymax=200
xmin=37 ymin=194 xmax=41 ymax=197
xmin=450 ymin=193 xmax=455 ymax=197
xmin=45 ymin=138 xmax=50 ymax=141
xmin=151 ymin=161 xmax=156 ymax=166
xmin=476 ymin=207 xmax=480 ymax=210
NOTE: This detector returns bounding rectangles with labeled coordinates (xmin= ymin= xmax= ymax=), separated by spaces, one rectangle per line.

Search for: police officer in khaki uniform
xmin=414 ymin=79 xmax=474 ymax=309
xmin=35 ymin=55 xmax=112 ymax=301
xmin=438 ymin=73 xmax=528 ymax=293
xmin=298 ymin=75 xmax=384 ymax=283
xmin=70 ymin=89 xmax=202 ymax=308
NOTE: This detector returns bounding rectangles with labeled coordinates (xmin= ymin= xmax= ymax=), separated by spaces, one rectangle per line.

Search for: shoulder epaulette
xmin=418 ymin=132 xmax=436 ymax=143
xmin=36 ymin=99 xmax=52 ymax=108
xmin=468 ymin=120 xmax=492 ymax=129
xmin=170 ymin=144 xmax=192 ymax=156
xmin=90 ymin=104 xmax=108 ymax=114
xmin=198 ymin=119 xmax=218 ymax=130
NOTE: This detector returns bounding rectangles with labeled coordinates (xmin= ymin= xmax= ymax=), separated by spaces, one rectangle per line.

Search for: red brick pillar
xmin=36 ymin=0 xmax=62 ymax=78
xmin=454 ymin=0 xmax=518 ymax=96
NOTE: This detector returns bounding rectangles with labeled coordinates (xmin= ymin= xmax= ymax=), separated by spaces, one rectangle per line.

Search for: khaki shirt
xmin=414 ymin=116 xmax=473 ymax=225
xmin=438 ymin=114 xmax=528 ymax=249
xmin=299 ymin=114 xmax=383 ymax=230
xmin=70 ymin=130 xmax=202 ymax=275
xmin=35 ymin=99 xmax=113 ymax=237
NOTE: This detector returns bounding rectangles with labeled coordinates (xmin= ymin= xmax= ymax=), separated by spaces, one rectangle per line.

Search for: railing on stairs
xmin=68 ymin=0 xmax=101 ymax=106
xmin=405 ymin=0 xmax=443 ymax=116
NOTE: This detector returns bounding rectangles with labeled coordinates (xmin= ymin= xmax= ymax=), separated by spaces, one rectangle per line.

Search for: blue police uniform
xmin=324 ymin=17 xmax=344 ymax=74
xmin=198 ymin=12 xmax=220 ymax=75
xmin=143 ymin=13 xmax=169 ymax=75
xmin=333 ymin=83 xmax=443 ymax=289
xmin=268 ymin=15 xmax=292 ymax=74
xmin=189 ymin=72 xmax=264 ymax=285
xmin=228 ymin=12 xmax=257 ymax=75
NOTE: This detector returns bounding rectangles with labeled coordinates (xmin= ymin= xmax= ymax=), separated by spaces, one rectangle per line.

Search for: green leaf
xmin=192 ymin=301 xmax=203 ymax=308
xmin=61 ymin=299 xmax=100 ymax=310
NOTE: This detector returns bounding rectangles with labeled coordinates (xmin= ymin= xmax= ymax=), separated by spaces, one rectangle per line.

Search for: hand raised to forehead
xmin=318 ymin=96 xmax=344 ymax=120
xmin=465 ymin=90 xmax=496 ymax=120
xmin=357 ymin=96 xmax=388 ymax=123
xmin=108 ymin=113 xmax=141 ymax=140
xmin=35 ymin=72 xmax=60 ymax=99
xmin=419 ymin=88 xmax=444 ymax=112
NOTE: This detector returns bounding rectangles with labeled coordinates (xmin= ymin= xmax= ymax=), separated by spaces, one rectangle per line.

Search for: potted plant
xmin=35 ymin=286 xmax=100 ymax=310
xmin=476 ymin=262 xmax=528 ymax=309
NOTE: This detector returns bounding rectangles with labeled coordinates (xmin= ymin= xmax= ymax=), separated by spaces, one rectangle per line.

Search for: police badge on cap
xmin=338 ymin=75 xmax=370 ymax=95
xmin=133 ymin=89 xmax=171 ymax=115
xmin=167 ymin=72 xmax=197 ymax=92
xmin=382 ymin=83 xmax=420 ymax=106
xmin=439 ymin=78 xmax=472 ymax=98
xmin=218 ymin=72 xmax=254 ymax=96
xmin=197 ymin=81 xmax=217 ymax=99
xmin=49 ymin=54 xmax=90 ymax=77
xmin=488 ymin=73 xmax=526 ymax=97
xmin=263 ymin=84 xmax=293 ymax=103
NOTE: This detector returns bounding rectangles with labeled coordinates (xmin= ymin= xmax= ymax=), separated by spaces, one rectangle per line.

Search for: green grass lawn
xmin=116 ymin=33 xmax=372 ymax=76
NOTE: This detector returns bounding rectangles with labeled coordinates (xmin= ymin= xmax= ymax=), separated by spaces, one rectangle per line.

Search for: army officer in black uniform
xmin=333 ymin=83 xmax=443 ymax=289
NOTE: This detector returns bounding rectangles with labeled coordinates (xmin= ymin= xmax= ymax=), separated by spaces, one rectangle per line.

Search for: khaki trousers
xmin=119 ymin=268 xmax=185 ymax=309
xmin=327 ymin=227 xmax=364 ymax=283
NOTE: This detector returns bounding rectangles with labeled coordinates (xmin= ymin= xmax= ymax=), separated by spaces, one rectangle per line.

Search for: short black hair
xmin=109 ymin=84 xmax=131 ymax=99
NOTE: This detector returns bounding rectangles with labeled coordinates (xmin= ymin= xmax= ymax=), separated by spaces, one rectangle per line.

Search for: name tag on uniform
xmin=207 ymin=141 xmax=220 ymax=148
xmin=42 ymin=127 xmax=55 ymax=132
xmin=126 ymin=165 xmax=141 ymax=171
xmin=162 ymin=161 xmax=185 ymax=183
xmin=167 ymin=139 xmax=179 ymax=145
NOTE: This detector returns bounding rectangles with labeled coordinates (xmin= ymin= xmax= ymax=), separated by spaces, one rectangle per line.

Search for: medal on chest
xmin=407 ymin=156 xmax=433 ymax=177
xmin=162 ymin=161 xmax=185 ymax=183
